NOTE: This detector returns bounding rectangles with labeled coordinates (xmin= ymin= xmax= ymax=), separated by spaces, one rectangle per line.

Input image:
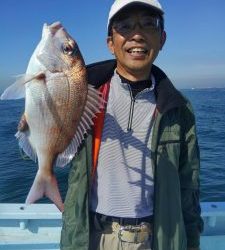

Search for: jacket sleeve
xmin=179 ymin=102 xmax=204 ymax=248
xmin=60 ymin=135 xmax=92 ymax=250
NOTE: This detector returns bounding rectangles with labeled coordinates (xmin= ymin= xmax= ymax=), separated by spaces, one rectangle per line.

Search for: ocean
xmin=0 ymin=88 xmax=224 ymax=203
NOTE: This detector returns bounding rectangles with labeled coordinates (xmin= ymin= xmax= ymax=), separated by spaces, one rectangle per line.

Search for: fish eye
xmin=62 ymin=43 xmax=74 ymax=55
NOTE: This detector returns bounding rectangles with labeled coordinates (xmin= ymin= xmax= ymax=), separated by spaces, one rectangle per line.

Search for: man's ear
xmin=107 ymin=36 xmax=115 ymax=55
xmin=160 ymin=31 xmax=167 ymax=50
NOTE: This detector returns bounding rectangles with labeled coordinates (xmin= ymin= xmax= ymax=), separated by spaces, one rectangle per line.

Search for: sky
xmin=1 ymin=0 xmax=225 ymax=92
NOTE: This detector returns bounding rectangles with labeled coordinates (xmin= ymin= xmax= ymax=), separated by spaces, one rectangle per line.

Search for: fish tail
xmin=25 ymin=172 xmax=64 ymax=212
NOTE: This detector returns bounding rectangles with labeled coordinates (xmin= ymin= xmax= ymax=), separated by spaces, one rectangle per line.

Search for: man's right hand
xmin=18 ymin=113 xmax=29 ymax=131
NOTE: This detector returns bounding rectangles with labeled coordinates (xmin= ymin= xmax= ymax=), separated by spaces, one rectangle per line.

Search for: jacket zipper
xmin=127 ymin=85 xmax=135 ymax=131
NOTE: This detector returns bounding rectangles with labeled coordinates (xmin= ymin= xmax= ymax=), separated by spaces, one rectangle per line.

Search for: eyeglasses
xmin=112 ymin=16 xmax=161 ymax=34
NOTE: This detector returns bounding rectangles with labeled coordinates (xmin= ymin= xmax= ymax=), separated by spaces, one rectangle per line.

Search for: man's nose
xmin=129 ymin=24 xmax=145 ymax=40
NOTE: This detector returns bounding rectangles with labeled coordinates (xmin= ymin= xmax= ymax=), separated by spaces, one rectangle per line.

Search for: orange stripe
xmin=91 ymin=81 xmax=110 ymax=177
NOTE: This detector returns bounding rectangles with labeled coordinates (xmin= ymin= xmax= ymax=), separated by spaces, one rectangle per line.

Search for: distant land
xmin=180 ymin=86 xmax=225 ymax=90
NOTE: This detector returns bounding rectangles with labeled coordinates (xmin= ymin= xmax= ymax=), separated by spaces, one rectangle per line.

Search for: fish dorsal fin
xmin=55 ymin=84 xmax=105 ymax=167
xmin=0 ymin=73 xmax=45 ymax=100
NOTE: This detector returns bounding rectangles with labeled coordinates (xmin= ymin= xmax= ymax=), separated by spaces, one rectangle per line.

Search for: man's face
xmin=107 ymin=7 xmax=166 ymax=80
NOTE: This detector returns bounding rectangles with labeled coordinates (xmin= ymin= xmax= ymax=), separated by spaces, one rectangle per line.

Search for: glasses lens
xmin=113 ymin=17 xmax=160 ymax=34
xmin=113 ymin=19 xmax=134 ymax=33
xmin=140 ymin=17 xmax=160 ymax=30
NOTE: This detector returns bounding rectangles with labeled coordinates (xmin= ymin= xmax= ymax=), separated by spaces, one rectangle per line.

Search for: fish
xmin=0 ymin=22 xmax=103 ymax=212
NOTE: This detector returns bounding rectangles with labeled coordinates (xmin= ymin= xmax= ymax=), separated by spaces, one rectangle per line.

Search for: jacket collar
xmin=86 ymin=59 xmax=116 ymax=88
xmin=86 ymin=59 xmax=186 ymax=114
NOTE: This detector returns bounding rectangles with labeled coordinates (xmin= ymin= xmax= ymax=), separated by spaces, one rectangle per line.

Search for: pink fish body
xmin=1 ymin=22 xmax=103 ymax=211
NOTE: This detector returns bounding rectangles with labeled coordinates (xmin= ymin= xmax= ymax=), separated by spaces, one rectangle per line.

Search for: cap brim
xmin=114 ymin=1 xmax=164 ymax=18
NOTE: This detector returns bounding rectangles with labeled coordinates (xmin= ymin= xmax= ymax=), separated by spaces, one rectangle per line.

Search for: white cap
xmin=107 ymin=0 xmax=164 ymax=31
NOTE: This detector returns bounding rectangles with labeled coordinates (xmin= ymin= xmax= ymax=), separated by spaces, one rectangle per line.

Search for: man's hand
xmin=18 ymin=113 xmax=29 ymax=132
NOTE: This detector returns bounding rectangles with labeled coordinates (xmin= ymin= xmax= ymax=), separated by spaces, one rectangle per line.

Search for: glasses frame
xmin=112 ymin=16 xmax=162 ymax=34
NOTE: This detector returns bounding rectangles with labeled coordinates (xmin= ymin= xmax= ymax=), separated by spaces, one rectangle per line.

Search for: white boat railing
xmin=0 ymin=202 xmax=225 ymax=250
xmin=0 ymin=203 xmax=61 ymax=250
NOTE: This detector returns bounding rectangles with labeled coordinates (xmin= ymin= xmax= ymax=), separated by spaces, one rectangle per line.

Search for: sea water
xmin=0 ymin=88 xmax=224 ymax=203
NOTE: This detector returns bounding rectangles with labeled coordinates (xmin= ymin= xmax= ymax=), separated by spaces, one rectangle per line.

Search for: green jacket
xmin=60 ymin=60 xmax=203 ymax=250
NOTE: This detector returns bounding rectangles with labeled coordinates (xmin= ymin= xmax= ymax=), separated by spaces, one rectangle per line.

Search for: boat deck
xmin=0 ymin=202 xmax=225 ymax=249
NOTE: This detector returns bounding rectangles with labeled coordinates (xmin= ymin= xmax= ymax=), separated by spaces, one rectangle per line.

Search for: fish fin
xmin=0 ymin=76 xmax=26 ymax=100
xmin=55 ymin=85 xmax=105 ymax=167
xmin=15 ymin=131 xmax=37 ymax=162
xmin=0 ymin=73 xmax=45 ymax=100
xmin=26 ymin=172 xmax=64 ymax=212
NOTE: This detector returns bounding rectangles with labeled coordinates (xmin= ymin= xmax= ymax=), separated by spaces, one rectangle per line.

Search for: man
xmin=60 ymin=0 xmax=203 ymax=250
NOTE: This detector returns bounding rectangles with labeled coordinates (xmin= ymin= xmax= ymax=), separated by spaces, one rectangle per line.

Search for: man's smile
xmin=127 ymin=47 xmax=148 ymax=55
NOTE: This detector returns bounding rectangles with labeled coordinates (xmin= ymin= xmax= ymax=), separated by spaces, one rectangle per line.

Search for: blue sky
xmin=1 ymin=0 xmax=225 ymax=91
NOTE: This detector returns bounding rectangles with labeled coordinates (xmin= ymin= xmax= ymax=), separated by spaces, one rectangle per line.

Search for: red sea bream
xmin=0 ymin=22 xmax=103 ymax=211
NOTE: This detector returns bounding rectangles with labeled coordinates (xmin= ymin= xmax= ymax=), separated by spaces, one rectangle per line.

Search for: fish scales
xmin=26 ymin=71 xmax=87 ymax=156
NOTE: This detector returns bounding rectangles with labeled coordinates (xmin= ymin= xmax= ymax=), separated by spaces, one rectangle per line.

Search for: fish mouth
xmin=127 ymin=47 xmax=148 ymax=55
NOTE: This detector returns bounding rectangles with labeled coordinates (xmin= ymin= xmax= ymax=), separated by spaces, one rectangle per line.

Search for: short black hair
xmin=108 ymin=5 xmax=164 ymax=36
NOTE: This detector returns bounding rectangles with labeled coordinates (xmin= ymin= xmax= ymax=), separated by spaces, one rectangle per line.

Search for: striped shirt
xmin=90 ymin=71 xmax=156 ymax=218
